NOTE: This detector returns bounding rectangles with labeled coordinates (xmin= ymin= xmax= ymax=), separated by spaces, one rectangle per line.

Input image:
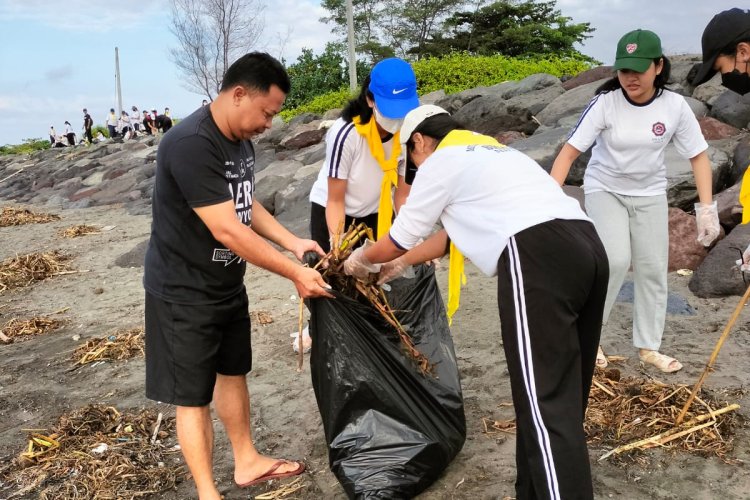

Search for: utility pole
xmin=115 ymin=47 xmax=123 ymax=116
xmin=345 ymin=0 xmax=357 ymax=92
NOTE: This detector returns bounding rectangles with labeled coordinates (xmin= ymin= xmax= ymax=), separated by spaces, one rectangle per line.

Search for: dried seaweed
xmin=0 ymin=207 xmax=60 ymax=227
xmin=587 ymin=370 xmax=740 ymax=464
xmin=0 ymin=317 xmax=63 ymax=344
xmin=0 ymin=251 xmax=74 ymax=292
xmin=59 ymin=225 xmax=100 ymax=238
xmin=0 ymin=405 xmax=184 ymax=499
xmin=72 ymin=327 xmax=144 ymax=365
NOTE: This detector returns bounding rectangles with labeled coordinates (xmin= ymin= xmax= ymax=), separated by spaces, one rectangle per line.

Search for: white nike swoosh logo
xmin=392 ymin=88 xmax=408 ymax=94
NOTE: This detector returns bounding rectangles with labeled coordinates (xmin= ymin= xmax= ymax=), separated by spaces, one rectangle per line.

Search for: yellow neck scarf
xmin=740 ymin=165 xmax=750 ymax=224
xmin=352 ymin=115 xmax=401 ymax=240
xmin=434 ymin=130 xmax=503 ymax=325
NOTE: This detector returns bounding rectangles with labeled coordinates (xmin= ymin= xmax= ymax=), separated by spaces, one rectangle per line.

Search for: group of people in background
xmin=49 ymin=105 xmax=176 ymax=147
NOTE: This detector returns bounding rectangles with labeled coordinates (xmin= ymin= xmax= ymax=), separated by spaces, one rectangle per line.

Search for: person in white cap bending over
xmin=344 ymin=104 xmax=608 ymax=500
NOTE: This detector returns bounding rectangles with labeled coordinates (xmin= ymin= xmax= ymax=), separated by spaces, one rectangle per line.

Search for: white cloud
xmin=266 ymin=0 xmax=336 ymax=61
xmin=0 ymin=0 xmax=169 ymax=32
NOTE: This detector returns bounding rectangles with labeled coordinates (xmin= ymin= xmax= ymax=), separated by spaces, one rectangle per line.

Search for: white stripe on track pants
xmin=497 ymin=219 xmax=609 ymax=500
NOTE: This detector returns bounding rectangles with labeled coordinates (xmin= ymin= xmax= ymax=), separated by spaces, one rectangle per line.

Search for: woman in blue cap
xmin=550 ymin=29 xmax=719 ymax=373
xmin=298 ymin=58 xmax=419 ymax=351
xmin=309 ymin=58 xmax=419 ymax=251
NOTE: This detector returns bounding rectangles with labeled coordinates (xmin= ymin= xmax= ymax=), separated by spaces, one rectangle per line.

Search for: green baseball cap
xmin=614 ymin=29 xmax=662 ymax=73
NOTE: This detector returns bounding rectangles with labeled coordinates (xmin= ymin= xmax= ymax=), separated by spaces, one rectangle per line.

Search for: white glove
xmin=736 ymin=243 xmax=750 ymax=272
xmin=377 ymin=255 xmax=412 ymax=285
xmin=343 ymin=243 xmax=381 ymax=279
xmin=695 ymin=201 xmax=720 ymax=247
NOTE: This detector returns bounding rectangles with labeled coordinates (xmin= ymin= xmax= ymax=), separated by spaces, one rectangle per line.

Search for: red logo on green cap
xmin=626 ymin=43 xmax=638 ymax=54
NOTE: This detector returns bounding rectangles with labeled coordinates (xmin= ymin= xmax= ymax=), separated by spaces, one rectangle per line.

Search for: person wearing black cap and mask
xmin=696 ymin=9 xmax=750 ymax=265
xmin=693 ymin=8 xmax=750 ymax=95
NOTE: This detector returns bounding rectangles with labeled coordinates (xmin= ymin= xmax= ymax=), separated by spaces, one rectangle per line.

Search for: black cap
xmin=693 ymin=8 xmax=750 ymax=86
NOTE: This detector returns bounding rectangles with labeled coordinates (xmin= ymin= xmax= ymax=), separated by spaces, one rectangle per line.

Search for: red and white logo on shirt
xmin=652 ymin=122 xmax=666 ymax=136
xmin=626 ymin=43 xmax=638 ymax=54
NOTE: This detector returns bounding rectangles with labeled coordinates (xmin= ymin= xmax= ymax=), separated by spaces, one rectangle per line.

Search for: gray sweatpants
xmin=585 ymin=191 xmax=668 ymax=351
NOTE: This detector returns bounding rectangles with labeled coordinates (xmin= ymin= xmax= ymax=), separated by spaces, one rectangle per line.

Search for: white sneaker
xmin=290 ymin=326 xmax=312 ymax=353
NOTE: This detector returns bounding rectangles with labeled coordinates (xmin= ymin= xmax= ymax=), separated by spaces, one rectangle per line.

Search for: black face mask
xmin=721 ymin=69 xmax=750 ymax=95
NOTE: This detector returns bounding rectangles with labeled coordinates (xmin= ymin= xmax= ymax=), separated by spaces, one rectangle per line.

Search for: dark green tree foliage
xmin=421 ymin=0 xmax=594 ymax=59
xmin=320 ymin=0 xmax=395 ymax=62
xmin=321 ymin=0 xmax=465 ymax=61
xmin=285 ymin=43 xmax=369 ymax=109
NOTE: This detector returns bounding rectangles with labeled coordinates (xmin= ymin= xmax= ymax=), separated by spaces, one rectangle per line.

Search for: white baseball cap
xmin=399 ymin=105 xmax=449 ymax=146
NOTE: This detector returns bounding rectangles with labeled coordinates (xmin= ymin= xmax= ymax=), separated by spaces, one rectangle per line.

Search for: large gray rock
xmin=709 ymin=91 xmax=750 ymax=129
xmin=510 ymin=127 xmax=569 ymax=172
xmin=536 ymin=78 xmax=608 ymax=127
xmin=732 ymin=135 xmax=750 ymax=184
xmin=420 ymin=90 xmax=446 ymax=105
xmin=715 ymin=181 xmax=742 ymax=229
xmin=274 ymin=175 xmax=316 ymax=218
xmin=255 ymin=159 xmax=304 ymax=184
xmin=505 ymin=83 xmax=565 ymax=117
xmin=453 ymin=95 xmax=537 ymax=136
xmin=666 ymin=144 xmax=731 ymax=210
xmin=562 ymin=66 xmax=613 ymax=91
xmin=505 ymin=73 xmax=561 ymax=98
xmin=692 ymin=72 xmax=726 ymax=106
xmin=689 ymin=222 xmax=750 ymax=297
xmin=434 ymin=83 xmax=516 ymax=114
xmin=684 ymin=96 xmax=708 ymax=119
xmin=668 ymin=54 xmax=702 ymax=88
xmin=114 ymin=239 xmax=149 ymax=268
xmin=255 ymin=174 xmax=292 ymax=215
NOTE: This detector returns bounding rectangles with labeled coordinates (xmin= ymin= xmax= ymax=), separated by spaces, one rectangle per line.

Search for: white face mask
xmin=373 ymin=106 xmax=403 ymax=134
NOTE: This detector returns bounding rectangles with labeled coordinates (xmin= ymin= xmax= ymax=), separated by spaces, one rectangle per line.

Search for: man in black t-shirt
xmin=143 ymin=53 xmax=332 ymax=499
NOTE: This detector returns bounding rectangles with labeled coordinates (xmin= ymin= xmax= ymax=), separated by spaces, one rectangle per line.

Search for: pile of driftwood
xmin=59 ymin=224 xmax=100 ymax=238
xmin=308 ymin=222 xmax=433 ymax=375
xmin=72 ymin=327 xmax=145 ymax=366
xmin=0 ymin=405 xmax=183 ymax=499
xmin=587 ymin=368 xmax=740 ymax=464
xmin=0 ymin=316 xmax=63 ymax=344
xmin=0 ymin=251 xmax=75 ymax=291
xmin=0 ymin=207 xmax=59 ymax=227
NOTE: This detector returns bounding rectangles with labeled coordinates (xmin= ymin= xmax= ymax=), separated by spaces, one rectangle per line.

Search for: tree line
xmin=169 ymin=0 xmax=594 ymax=108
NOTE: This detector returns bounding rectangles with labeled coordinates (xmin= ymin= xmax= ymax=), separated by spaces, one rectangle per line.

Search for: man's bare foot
xmin=196 ymin=484 xmax=222 ymax=500
xmin=234 ymin=454 xmax=305 ymax=487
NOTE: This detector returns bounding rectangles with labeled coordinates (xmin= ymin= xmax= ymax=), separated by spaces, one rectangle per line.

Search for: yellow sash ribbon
xmin=434 ymin=130 xmax=503 ymax=324
xmin=352 ymin=115 xmax=401 ymax=240
xmin=740 ymin=165 xmax=750 ymax=224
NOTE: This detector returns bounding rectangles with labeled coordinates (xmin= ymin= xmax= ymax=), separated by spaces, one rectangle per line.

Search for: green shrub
xmin=280 ymin=87 xmax=355 ymax=121
xmin=414 ymin=52 xmax=593 ymax=94
xmin=92 ymin=125 xmax=108 ymax=138
xmin=0 ymin=138 xmax=51 ymax=155
xmin=281 ymin=52 xmax=593 ymax=121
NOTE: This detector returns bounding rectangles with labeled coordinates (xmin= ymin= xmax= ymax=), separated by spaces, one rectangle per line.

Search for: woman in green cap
xmin=550 ymin=29 xmax=719 ymax=373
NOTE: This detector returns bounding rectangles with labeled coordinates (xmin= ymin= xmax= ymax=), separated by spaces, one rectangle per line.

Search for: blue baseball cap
xmin=368 ymin=58 xmax=419 ymax=119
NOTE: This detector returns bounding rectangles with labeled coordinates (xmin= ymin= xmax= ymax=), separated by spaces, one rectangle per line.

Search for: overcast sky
xmin=0 ymin=0 xmax=742 ymax=146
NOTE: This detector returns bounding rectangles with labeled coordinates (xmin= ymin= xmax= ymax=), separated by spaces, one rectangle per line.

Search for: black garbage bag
xmin=309 ymin=264 xmax=466 ymax=499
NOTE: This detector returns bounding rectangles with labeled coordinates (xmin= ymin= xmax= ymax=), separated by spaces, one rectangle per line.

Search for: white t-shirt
xmin=567 ymin=88 xmax=708 ymax=196
xmin=309 ymin=118 xmax=405 ymax=218
xmin=389 ymin=144 xmax=590 ymax=277
xmin=131 ymin=110 xmax=141 ymax=121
